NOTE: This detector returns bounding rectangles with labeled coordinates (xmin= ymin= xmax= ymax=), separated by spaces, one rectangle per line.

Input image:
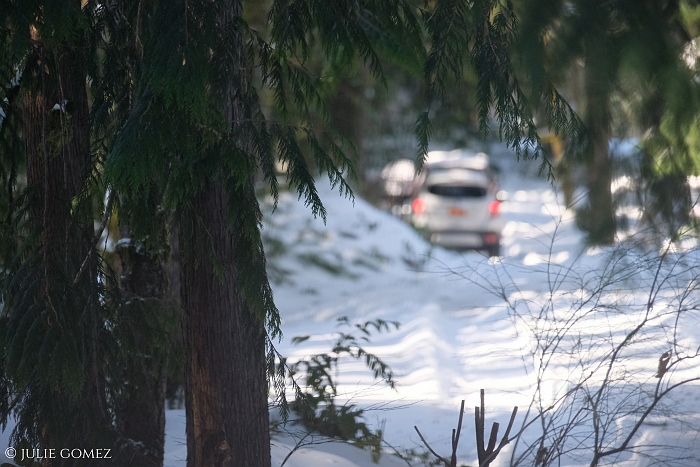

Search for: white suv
xmin=409 ymin=150 xmax=503 ymax=256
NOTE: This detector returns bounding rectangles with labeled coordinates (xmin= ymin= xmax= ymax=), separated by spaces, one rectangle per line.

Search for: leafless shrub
xmin=449 ymin=228 xmax=700 ymax=467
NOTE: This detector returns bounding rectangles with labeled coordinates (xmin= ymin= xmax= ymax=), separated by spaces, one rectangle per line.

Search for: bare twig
xmin=416 ymin=392 xmax=518 ymax=467
xmin=451 ymin=400 xmax=465 ymax=466
xmin=413 ymin=425 xmax=449 ymax=466
xmin=479 ymin=406 xmax=519 ymax=467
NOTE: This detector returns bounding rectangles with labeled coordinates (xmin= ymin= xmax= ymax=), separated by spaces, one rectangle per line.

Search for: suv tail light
xmin=488 ymin=200 xmax=501 ymax=216
xmin=412 ymin=198 xmax=426 ymax=214
xmin=483 ymin=232 xmax=499 ymax=245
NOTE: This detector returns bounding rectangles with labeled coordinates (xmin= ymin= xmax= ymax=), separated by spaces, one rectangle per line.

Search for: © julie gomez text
xmin=15 ymin=448 xmax=112 ymax=462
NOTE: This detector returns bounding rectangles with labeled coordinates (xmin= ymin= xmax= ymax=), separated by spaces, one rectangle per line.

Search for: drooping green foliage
xmin=286 ymin=317 xmax=399 ymax=459
xmin=99 ymin=0 xmax=431 ymax=336
xmin=419 ymin=0 xmax=585 ymax=175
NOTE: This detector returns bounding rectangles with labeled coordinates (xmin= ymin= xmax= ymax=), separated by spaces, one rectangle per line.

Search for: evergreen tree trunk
xmin=182 ymin=184 xmax=271 ymax=467
xmin=23 ymin=24 xmax=113 ymax=465
xmin=165 ymin=226 xmax=185 ymax=410
xmin=181 ymin=1 xmax=271 ymax=466
xmin=25 ymin=44 xmax=91 ymax=266
xmin=115 ymin=228 xmax=169 ymax=467
xmin=583 ymin=42 xmax=615 ymax=245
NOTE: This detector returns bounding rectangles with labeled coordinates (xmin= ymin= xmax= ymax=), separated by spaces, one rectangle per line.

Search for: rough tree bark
xmin=182 ymin=183 xmax=271 ymax=467
xmin=23 ymin=21 xmax=113 ymax=465
xmin=180 ymin=1 xmax=272 ymax=466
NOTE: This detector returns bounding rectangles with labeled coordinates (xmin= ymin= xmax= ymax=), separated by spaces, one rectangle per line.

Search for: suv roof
xmin=424 ymin=167 xmax=490 ymax=187
xmin=424 ymin=150 xmax=490 ymax=171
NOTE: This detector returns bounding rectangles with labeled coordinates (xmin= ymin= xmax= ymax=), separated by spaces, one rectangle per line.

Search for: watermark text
xmin=5 ymin=447 xmax=112 ymax=462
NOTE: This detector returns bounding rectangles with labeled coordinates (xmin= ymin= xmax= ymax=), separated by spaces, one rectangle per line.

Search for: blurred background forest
xmin=312 ymin=0 xmax=700 ymax=246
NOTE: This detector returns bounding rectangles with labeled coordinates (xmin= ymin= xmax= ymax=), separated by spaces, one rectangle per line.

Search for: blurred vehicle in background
xmin=380 ymin=158 xmax=417 ymax=212
xmin=381 ymin=149 xmax=504 ymax=256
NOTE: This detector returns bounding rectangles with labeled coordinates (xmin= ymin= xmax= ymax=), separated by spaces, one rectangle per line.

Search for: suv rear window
xmin=427 ymin=185 xmax=487 ymax=197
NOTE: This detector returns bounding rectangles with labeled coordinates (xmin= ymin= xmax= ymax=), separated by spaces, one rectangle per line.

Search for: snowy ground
xmin=162 ymin=145 xmax=700 ymax=466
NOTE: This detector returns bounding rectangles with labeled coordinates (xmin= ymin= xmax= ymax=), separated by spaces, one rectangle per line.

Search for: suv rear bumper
xmin=429 ymin=230 xmax=500 ymax=249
